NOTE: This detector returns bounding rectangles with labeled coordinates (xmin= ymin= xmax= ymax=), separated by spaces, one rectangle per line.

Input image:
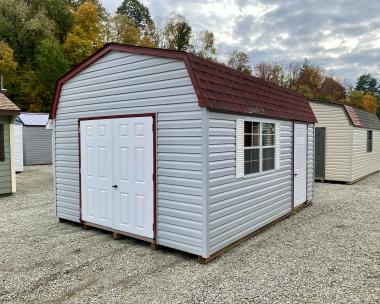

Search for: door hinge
xmin=153 ymin=223 xmax=156 ymax=231
xmin=152 ymin=173 xmax=155 ymax=181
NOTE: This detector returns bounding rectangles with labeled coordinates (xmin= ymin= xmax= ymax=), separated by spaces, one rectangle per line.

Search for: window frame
xmin=242 ymin=119 xmax=277 ymax=177
xmin=367 ymin=130 xmax=373 ymax=153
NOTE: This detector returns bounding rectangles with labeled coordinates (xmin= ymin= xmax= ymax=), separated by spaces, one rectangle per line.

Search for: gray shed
xmin=16 ymin=112 xmax=52 ymax=165
xmin=50 ymin=44 xmax=316 ymax=261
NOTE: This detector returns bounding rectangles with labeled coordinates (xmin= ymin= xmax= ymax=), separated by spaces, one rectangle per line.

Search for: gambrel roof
xmin=50 ymin=43 xmax=317 ymax=123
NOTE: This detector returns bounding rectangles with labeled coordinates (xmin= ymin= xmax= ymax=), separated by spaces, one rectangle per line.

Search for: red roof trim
xmin=344 ymin=105 xmax=362 ymax=127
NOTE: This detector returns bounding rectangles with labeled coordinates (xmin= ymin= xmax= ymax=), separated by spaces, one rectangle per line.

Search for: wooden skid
xmin=198 ymin=201 xmax=312 ymax=264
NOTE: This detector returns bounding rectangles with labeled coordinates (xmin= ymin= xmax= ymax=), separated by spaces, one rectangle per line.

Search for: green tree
xmin=228 ymin=50 xmax=252 ymax=75
xmin=63 ymin=2 xmax=104 ymax=65
xmin=349 ymin=90 xmax=365 ymax=109
xmin=35 ymin=39 xmax=69 ymax=106
xmin=27 ymin=0 xmax=74 ymax=43
xmin=164 ymin=14 xmax=192 ymax=51
xmin=116 ymin=0 xmax=153 ymax=31
xmin=355 ymin=74 xmax=380 ymax=97
xmin=0 ymin=0 xmax=54 ymax=64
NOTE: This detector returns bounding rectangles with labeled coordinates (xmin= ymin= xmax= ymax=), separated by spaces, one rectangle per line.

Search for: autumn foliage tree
xmin=63 ymin=2 xmax=104 ymax=65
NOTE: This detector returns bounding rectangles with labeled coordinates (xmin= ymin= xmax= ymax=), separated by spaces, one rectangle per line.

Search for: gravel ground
xmin=0 ymin=165 xmax=379 ymax=304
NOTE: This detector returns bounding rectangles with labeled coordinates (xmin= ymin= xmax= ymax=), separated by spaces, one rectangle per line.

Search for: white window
xmin=236 ymin=119 xmax=279 ymax=178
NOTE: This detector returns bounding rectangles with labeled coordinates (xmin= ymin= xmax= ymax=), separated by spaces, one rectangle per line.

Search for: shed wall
xmin=307 ymin=124 xmax=314 ymax=200
xmin=55 ymin=51 xmax=205 ymax=256
xmin=351 ymin=128 xmax=380 ymax=181
xmin=0 ymin=116 xmax=12 ymax=194
xmin=23 ymin=126 xmax=52 ymax=165
xmin=309 ymin=101 xmax=352 ymax=182
xmin=14 ymin=124 xmax=23 ymax=172
xmin=207 ymin=111 xmax=294 ymax=255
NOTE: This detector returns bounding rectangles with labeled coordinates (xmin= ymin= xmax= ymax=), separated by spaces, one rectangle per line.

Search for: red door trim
xmin=78 ymin=113 xmax=157 ymax=244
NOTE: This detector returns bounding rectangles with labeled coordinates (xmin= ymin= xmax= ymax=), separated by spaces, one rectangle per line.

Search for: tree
xmin=295 ymin=60 xmax=324 ymax=93
xmin=35 ymin=39 xmax=69 ymax=107
xmin=191 ymin=30 xmax=216 ymax=60
xmin=63 ymin=2 xmax=104 ymax=65
xmin=28 ymin=0 xmax=74 ymax=43
xmin=164 ymin=14 xmax=192 ymax=51
xmin=355 ymin=74 xmax=380 ymax=97
xmin=108 ymin=14 xmax=156 ymax=47
xmin=0 ymin=41 xmax=17 ymax=74
xmin=0 ymin=0 xmax=54 ymax=64
xmin=317 ymin=77 xmax=346 ymax=102
xmin=116 ymin=0 xmax=153 ymax=31
xmin=254 ymin=62 xmax=285 ymax=86
xmin=362 ymin=93 xmax=377 ymax=113
xmin=227 ymin=50 xmax=252 ymax=75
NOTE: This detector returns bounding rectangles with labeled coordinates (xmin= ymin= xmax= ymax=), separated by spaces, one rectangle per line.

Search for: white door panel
xmin=113 ymin=117 xmax=154 ymax=238
xmin=81 ymin=120 xmax=113 ymax=227
xmin=81 ymin=116 xmax=154 ymax=239
xmin=294 ymin=123 xmax=307 ymax=207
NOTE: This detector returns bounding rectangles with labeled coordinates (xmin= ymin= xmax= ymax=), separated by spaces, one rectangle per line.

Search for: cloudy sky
xmin=101 ymin=0 xmax=380 ymax=84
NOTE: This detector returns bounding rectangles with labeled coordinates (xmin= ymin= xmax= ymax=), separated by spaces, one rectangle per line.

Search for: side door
xmin=294 ymin=123 xmax=307 ymax=207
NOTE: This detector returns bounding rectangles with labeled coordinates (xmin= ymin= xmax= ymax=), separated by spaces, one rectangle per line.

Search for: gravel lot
xmin=0 ymin=165 xmax=379 ymax=304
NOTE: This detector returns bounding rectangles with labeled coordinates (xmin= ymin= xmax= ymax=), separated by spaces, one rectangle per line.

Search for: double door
xmin=80 ymin=116 xmax=154 ymax=239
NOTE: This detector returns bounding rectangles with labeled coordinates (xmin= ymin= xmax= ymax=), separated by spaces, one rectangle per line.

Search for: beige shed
xmin=309 ymin=99 xmax=380 ymax=184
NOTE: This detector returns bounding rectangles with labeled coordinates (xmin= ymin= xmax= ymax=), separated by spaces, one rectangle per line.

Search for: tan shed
xmin=309 ymin=99 xmax=380 ymax=183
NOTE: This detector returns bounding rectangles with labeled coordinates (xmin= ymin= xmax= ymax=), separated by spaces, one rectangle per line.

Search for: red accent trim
xmin=78 ymin=113 xmax=157 ymax=244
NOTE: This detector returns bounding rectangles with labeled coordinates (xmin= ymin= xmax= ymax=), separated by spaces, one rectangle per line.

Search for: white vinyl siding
xmin=208 ymin=112 xmax=293 ymax=255
xmin=351 ymin=128 xmax=380 ymax=182
xmin=13 ymin=124 xmax=23 ymax=172
xmin=307 ymin=124 xmax=314 ymax=200
xmin=309 ymin=101 xmax=352 ymax=182
xmin=54 ymin=51 xmax=204 ymax=256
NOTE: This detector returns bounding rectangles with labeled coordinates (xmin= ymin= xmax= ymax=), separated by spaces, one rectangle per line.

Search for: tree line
xmin=0 ymin=0 xmax=379 ymax=117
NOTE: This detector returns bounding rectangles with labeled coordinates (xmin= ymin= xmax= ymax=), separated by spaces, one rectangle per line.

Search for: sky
xmin=101 ymin=0 xmax=380 ymax=84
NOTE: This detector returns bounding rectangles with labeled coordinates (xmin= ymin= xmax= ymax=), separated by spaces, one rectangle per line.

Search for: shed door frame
xmin=78 ymin=113 xmax=157 ymax=243
xmin=293 ymin=122 xmax=308 ymax=208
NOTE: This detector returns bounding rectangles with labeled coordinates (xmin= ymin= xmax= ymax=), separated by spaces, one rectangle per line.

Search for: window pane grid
xmin=243 ymin=121 xmax=276 ymax=176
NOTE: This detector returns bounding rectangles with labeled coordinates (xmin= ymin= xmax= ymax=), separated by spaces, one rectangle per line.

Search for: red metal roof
xmin=50 ymin=43 xmax=317 ymax=123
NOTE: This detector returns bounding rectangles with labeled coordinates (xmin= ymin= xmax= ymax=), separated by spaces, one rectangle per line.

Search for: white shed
xmin=50 ymin=44 xmax=316 ymax=261
xmin=16 ymin=112 xmax=52 ymax=166
xmin=310 ymin=99 xmax=380 ymax=183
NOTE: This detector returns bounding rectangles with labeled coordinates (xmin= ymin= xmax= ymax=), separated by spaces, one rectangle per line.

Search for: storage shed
xmin=16 ymin=112 xmax=52 ymax=166
xmin=310 ymin=99 xmax=380 ymax=183
xmin=0 ymin=93 xmax=20 ymax=195
xmin=50 ymin=43 xmax=316 ymax=260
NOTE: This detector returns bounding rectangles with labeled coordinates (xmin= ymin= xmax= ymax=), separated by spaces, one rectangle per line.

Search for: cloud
xmin=101 ymin=0 xmax=380 ymax=82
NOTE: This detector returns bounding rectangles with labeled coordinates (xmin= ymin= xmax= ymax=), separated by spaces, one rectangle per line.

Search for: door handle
xmin=112 ymin=185 xmax=118 ymax=188
xmin=294 ymin=173 xmax=298 ymax=176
